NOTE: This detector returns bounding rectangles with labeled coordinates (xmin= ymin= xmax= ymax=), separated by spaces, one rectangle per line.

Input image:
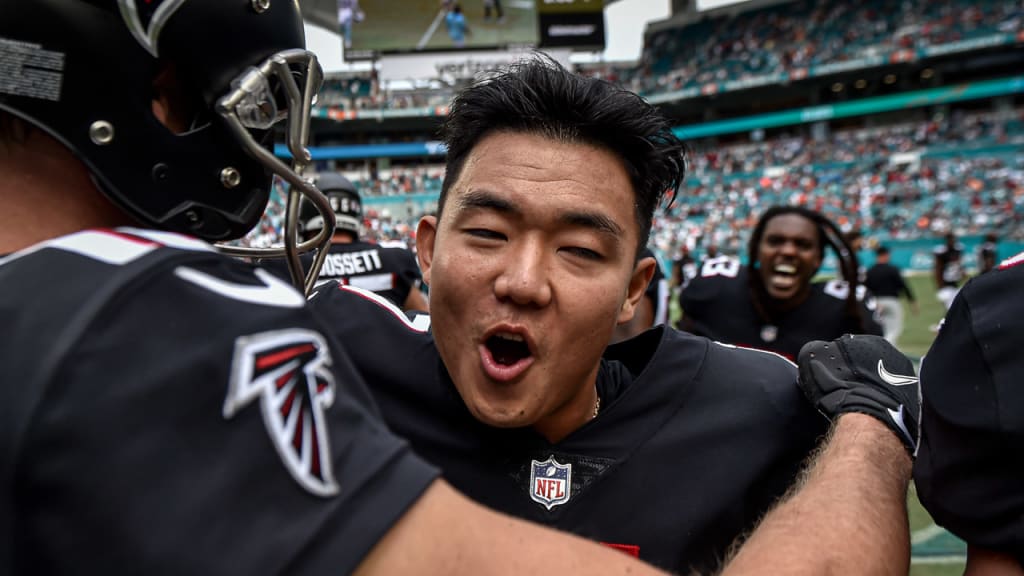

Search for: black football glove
xmin=798 ymin=334 xmax=921 ymax=456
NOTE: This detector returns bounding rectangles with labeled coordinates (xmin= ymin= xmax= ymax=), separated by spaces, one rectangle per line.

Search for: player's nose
xmin=493 ymin=238 xmax=553 ymax=308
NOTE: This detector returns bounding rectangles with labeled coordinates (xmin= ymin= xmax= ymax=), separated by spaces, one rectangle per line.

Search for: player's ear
xmin=618 ymin=255 xmax=656 ymax=324
xmin=416 ymin=215 xmax=438 ymax=287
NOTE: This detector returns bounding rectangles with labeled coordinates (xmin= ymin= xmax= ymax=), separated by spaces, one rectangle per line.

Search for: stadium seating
xmin=313 ymin=0 xmax=1022 ymax=111
xmin=618 ymin=0 xmax=1022 ymax=97
xmin=240 ymin=107 xmax=1023 ymax=259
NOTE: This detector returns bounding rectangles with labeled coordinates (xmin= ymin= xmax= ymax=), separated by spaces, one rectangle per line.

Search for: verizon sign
xmin=379 ymin=49 xmax=571 ymax=83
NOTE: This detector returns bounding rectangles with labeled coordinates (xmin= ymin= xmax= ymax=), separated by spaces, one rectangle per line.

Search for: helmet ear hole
xmin=151 ymin=62 xmax=205 ymax=136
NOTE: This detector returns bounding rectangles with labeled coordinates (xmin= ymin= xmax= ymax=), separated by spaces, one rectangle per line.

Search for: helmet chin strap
xmin=213 ymin=49 xmax=333 ymax=297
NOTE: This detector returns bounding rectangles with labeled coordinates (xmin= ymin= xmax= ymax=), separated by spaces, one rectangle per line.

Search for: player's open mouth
xmin=769 ymin=263 xmax=799 ymax=289
xmin=487 ymin=333 xmax=531 ymax=365
xmin=480 ymin=330 xmax=535 ymax=382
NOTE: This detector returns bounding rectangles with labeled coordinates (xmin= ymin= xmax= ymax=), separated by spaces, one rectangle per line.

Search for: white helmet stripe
xmin=117 ymin=0 xmax=188 ymax=57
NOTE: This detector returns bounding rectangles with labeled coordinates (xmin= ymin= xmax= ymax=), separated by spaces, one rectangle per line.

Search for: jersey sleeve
xmin=914 ymin=265 xmax=1024 ymax=561
xmin=15 ymin=254 xmax=438 ymax=574
xmin=703 ymin=342 xmax=828 ymax=522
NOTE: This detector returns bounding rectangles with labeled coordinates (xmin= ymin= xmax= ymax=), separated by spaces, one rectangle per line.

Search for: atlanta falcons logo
xmin=118 ymin=0 xmax=188 ymax=57
xmin=224 ymin=329 xmax=339 ymax=497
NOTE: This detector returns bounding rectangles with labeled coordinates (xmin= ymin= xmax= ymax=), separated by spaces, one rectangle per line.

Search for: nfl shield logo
xmin=530 ymin=456 xmax=572 ymax=510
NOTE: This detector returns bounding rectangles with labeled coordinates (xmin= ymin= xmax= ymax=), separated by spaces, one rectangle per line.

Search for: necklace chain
xmin=592 ymin=393 xmax=601 ymax=419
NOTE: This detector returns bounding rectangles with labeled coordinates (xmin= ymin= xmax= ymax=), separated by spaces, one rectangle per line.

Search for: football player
xmin=0 ymin=2 xmax=916 ymax=574
xmin=306 ymin=57 xmax=907 ymax=574
xmin=680 ymin=206 xmax=882 ymax=361
xmin=933 ymin=231 xmax=965 ymax=310
xmin=264 ymin=173 xmax=428 ymax=311
xmin=915 ymin=251 xmax=1024 ymax=574
xmin=977 ymin=232 xmax=999 ymax=275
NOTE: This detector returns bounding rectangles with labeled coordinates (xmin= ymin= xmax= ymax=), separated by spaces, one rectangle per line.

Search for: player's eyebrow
xmin=457 ymin=189 xmax=516 ymax=215
xmin=457 ymin=189 xmax=624 ymax=238
xmin=558 ymin=210 xmax=623 ymax=238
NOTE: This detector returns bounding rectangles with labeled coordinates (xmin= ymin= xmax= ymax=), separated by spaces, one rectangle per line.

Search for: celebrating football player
xmin=680 ymin=205 xmax=882 ymax=360
xmin=309 ymin=57 xmax=894 ymax=574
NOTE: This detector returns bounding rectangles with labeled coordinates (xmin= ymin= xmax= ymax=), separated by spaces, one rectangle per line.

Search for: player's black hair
xmin=438 ymin=54 xmax=686 ymax=257
xmin=746 ymin=206 xmax=867 ymax=331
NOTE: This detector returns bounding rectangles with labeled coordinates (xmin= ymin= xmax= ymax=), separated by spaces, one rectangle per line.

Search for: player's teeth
xmin=497 ymin=333 xmax=524 ymax=342
xmin=775 ymin=264 xmax=796 ymax=274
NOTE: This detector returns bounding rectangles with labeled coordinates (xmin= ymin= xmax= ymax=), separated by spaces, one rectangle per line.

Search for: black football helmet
xmin=300 ymin=173 xmax=362 ymax=237
xmin=0 ymin=0 xmax=334 ymax=293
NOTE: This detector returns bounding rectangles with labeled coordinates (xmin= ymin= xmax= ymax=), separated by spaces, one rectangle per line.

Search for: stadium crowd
xmin=313 ymin=0 xmax=1022 ymax=111
xmin=590 ymin=0 xmax=1021 ymax=97
xmin=241 ymin=107 xmax=1024 ymax=258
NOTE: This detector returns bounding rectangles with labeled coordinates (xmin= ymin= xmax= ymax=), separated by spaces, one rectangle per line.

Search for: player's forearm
xmin=722 ymin=413 xmax=911 ymax=576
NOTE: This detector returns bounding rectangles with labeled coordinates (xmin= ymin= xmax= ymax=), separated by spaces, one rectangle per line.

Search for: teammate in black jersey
xmin=680 ymin=206 xmax=882 ymax=360
xmin=915 ymin=251 xmax=1024 ymax=573
xmin=0 ymin=3 xmax=918 ymax=574
xmin=309 ymin=58 xmax=910 ymax=574
xmin=265 ymin=172 xmax=428 ymax=311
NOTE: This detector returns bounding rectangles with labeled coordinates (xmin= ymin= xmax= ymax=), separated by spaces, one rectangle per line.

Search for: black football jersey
xmin=262 ymin=240 xmax=421 ymax=308
xmin=0 ymin=228 xmax=437 ymax=574
xmin=680 ymin=259 xmax=882 ymax=361
xmin=316 ymin=240 xmax=422 ymax=306
xmin=915 ymin=251 xmax=1024 ymax=563
xmin=310 ymin=283 xmax=828 ymax=575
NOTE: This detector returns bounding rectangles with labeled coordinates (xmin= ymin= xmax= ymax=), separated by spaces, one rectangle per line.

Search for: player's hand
xmin=797 ymin=334 xmax=921 ymax=456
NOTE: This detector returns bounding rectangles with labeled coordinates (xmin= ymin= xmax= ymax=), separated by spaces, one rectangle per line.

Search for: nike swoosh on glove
xmin=798 ymin=334 xmax=921 ymax=456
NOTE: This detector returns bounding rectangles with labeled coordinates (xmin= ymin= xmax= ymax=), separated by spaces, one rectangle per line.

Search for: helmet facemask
xmin=211 ymin=49 xmax=335 ymax=296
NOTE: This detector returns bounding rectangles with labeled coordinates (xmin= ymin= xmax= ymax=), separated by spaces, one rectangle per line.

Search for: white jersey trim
xmin=712 ymin=340 xmax=798 ymax=369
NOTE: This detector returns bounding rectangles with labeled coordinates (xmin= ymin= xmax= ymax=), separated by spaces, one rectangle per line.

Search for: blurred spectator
xmin=865 ymin=245 xmax=918 ymax=345
xmin=978 ymin=232 xmax=1000 ymax=274
xmin=934 ymin=232 xmax=966 ymax=310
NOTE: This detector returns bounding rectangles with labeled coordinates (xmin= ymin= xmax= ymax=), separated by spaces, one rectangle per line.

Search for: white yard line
xmin=911 ymin=555 xmax=967 ymax=565
xmin=911 ymin=523 xmax=948 ymax=545
xmin=417 ymin=9 xmax=446 ymax=50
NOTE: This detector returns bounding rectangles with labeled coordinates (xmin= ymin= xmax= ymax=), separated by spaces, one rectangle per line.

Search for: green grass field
xmin=671 ymin=273 xmax=967 ymax=574
xmin=353 ymin=0 xmax=538 ymax=53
